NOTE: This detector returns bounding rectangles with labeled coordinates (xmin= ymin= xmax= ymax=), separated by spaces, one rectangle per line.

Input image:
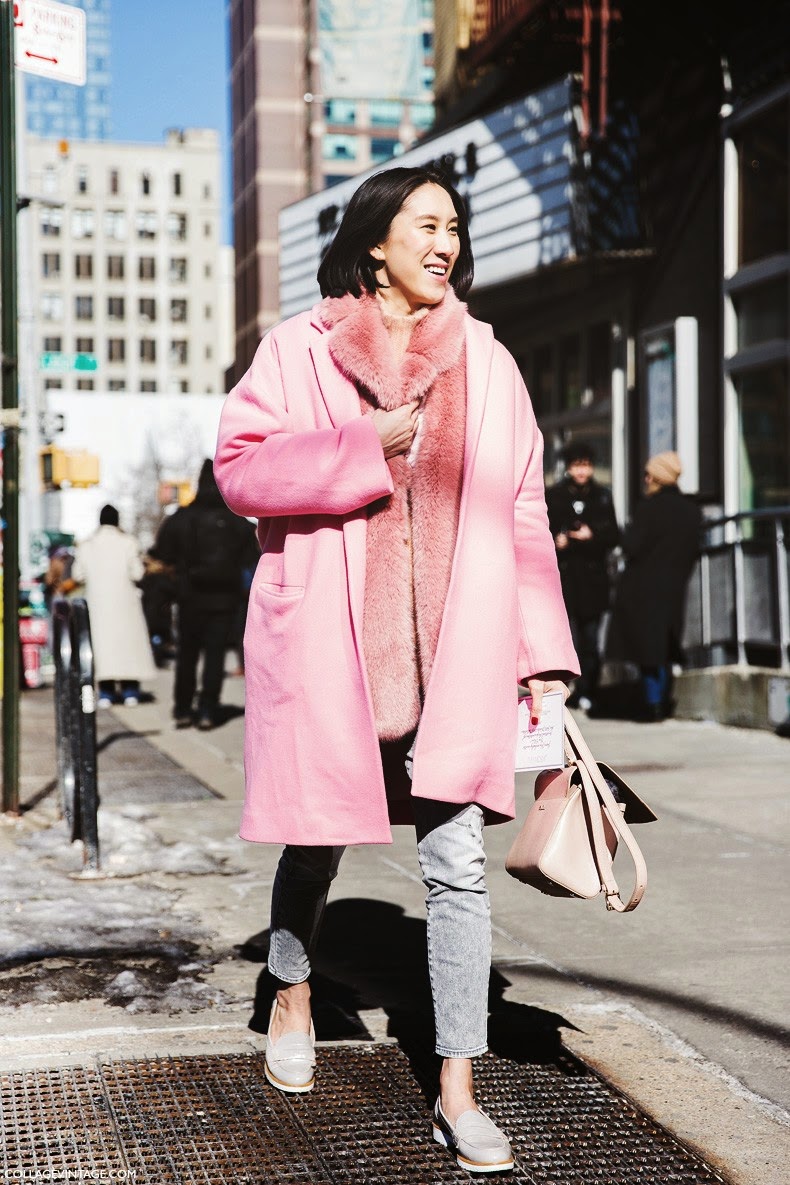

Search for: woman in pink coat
xmin=215 ymin=167 xmax=578 ymax=1174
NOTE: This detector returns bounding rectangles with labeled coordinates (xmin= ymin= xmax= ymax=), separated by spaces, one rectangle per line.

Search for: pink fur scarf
xmin=319 ymin=289 xmax=468 ymax=740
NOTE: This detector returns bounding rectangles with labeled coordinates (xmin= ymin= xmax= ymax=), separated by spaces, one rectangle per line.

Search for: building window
xmin=170 ymin=339 xmax=188 ymax=365
xmin=141 ymin=172 xmax=152 ymax=196
xmin=108 ymin=168 xmax=120 ymax=195
xmin=41 ymin=293 xmax=63 ymax=321
xmin=735 ymin=362 xmax=789 ymax=510
xmin=139 ymin=298 xmax=157 ymax=322
xmin=107 ymin=254 xmax=124 ymax=280
xmin=170 ymin=299 xmax=187 ymax=322
xmin=204 ymin=304 xmax=212 ymax=320
xmin=178 ymin=379 xmax=189 ymax=392
xmin=40 ymin=207 xmax=62 ymax=237
xmin=76 ymin=379 xmax=95 ymax=391
xmin=733 ymin=279 xmax=789 ymax=350
xmin=140 ymin=338 xmax=157 ymax=363
xmin=370 ymin=137 xmax=398 ymax=164
xmin=369 ymin=99 xmax=402 ymax=127
xmin=71 ymin=209 xmax=95 ymax=239
xmin=204 ymin=221 xmax=211 ymax=238
xmin=42 ymin=164 xmax=58 ymax=197
xmin=107 ymin=338 xmax=125 ymax=362
xmin=108 ymin=379 xmax=126 ymax=391
xmin=205 ymin=344 xmax=213 ymax=360
xmin=41 ymin=252 xmax=60 ymax=278
xmin=323 ymin=134 xmax=357 ymax=162
xmin=75 ymin=295 xmax=93 ymax=321
xmin=169 ymin=257 xmax=187 ymax=282
xmin=202 ymin=182 xmax=211 ymax=199
xmin=104 ymin=210 xmax=127 ymax=240
xmin=136 ymin=211 xmax=157 ymax=239
xmin=107 ymin=296 xmax=125 ymax=321
xmin=75 ymin=337 xmax=94 ymax=353
xmin=138 ymin=255 xmax=156 ymax=280
xmin=204 ymin=262 xmax=212 ymax=278
xmin=737 ymin=98 xmax=789 ymax=267
xmin=76 ymin=165 xmax=89 ymax=194
xmin=167 ymin=213 xmax=187 ymax=241
xmin=74 ymin=254 xmax=93 ymax=279
xmin=140 ymin=380 xmax=157 ymax=392
xmin=559 ymin=334 xmax=582 ymax=409
xmin=409 ymin=102 xmax=434 ymax=130
xmin=324 ymin=99 xmax=356 ymax=126
xmin=173 ymin=172 xmax=182 ymax=196
xmin=44 ymin=378 xmax=63 ymax=390
xmin=43 ymin=335 xmax=62 ymax=352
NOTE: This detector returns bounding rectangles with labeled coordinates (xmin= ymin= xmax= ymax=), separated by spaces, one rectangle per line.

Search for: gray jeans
xmin=267 ymin=800 xmax=491 ymax=1058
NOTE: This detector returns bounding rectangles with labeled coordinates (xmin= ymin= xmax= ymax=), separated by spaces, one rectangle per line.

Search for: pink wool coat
xmin=214 ymin=302 xmax=579 ymax=846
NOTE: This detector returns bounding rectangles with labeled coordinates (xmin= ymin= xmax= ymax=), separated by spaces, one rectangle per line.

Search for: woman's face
xmin=370 ymin=183 xmax=460 ymax=314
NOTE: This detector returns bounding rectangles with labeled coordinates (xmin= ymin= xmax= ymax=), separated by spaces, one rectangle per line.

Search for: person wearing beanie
xmin=609 ymin=452 xmax=702 ymax=721
xmin=72 ymin=504 xmax=156 ymax=707
xmin=546 ymin=441 xmax=620 ymax=711
xmin=151 ymin=459 xmax=258 ymax=730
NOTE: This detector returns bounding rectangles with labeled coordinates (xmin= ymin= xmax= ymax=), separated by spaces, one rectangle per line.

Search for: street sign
xmin=40 ymin=352 xmax=97 ymax=373
xmin=14 ymin=0 xmax=86 ymax=86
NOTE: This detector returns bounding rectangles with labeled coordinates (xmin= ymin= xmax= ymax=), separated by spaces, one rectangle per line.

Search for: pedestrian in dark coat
xmin=152 ymin=459 xmax=258 ymax=729
xmin=610 ymin=451 xmax=701 ymax=720
xmin=546 ymin=441 xmax=619 ymax=709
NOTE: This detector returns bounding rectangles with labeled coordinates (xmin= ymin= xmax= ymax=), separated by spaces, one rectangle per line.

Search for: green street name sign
xmin=40 ymin=352 xmax=98 ymax=373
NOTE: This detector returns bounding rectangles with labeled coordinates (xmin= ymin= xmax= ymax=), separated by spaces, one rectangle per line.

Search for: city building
xmin=278 ymin=0 xmax=790 ymax=712
xmin=24 ymin=0 xmax=112 ymax=140
xmin=25 ymin=128 xmax=232 ymax=398
xmin=227 ymin=0 xmax=435 ymax=383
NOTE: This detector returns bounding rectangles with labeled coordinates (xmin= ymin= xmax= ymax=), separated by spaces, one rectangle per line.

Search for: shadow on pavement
xmin=238 ymin=897 xmax=575 ymax=1106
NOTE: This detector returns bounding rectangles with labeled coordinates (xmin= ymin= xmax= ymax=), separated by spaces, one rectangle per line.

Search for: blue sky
xmin=110 ymin=1 xmax=231 ymax=241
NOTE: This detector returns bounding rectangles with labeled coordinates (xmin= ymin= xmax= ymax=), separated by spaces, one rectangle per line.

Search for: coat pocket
xmin=256 ymin=582 xmax=305 ymax=600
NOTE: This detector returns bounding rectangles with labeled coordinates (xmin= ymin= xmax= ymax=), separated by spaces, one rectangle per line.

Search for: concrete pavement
xmin=2 ymin=664 xmax=789 ymax=1184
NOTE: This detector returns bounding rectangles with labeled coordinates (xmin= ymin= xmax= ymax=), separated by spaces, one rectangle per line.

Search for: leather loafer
xmin=264 ymin=998 xmax=316 ymax=1094
xmin=433 ymin=1099 xmax=514 ymax=1174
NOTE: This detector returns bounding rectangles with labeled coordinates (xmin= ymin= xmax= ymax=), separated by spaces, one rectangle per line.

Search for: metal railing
xmin=683 ymin=508 xmax=790 ymax=672
xmin=52 ymin=597 xmax=100 ymax=871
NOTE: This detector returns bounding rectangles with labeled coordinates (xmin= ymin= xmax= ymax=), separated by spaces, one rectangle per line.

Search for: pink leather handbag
xmin=505 ymin=712 xmax=657 ymax=912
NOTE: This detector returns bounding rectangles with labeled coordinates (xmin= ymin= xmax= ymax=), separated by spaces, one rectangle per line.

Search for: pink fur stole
xmin=319 ymin=290 xmax=467 ymax=740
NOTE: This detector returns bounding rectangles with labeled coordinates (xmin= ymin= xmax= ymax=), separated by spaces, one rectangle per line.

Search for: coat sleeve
xmin=214 ymin=327 xmax=394 ymax=518
xmin=509 ymin=352 xmax=580 ymax=681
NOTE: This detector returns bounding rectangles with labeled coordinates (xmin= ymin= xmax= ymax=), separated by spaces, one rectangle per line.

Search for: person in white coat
xmin=72 ymin=505 xmax=156 ymax=706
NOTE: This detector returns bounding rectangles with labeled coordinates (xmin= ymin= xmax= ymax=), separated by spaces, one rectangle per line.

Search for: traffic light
xmin=158 ymin=480 xmax=193 ymax=507
xmin=40 ymin=446 xmax=100 ymax=489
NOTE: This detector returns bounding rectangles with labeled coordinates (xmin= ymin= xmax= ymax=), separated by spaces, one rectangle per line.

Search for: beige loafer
xmin=264 ymin=998 xmax=316 ymax=1094
xmin=433 ymin=1099 xmax=514 ymax=1174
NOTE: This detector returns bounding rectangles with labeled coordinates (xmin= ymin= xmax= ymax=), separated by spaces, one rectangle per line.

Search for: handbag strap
xmin=563 ymin=712 xmax=648 ymax=912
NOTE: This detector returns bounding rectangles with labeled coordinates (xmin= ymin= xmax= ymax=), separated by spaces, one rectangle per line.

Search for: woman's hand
xmin=525 ymin=675 xmax=570 ymax=724
xmin=370 ymin=402 xmax=419 ymax=460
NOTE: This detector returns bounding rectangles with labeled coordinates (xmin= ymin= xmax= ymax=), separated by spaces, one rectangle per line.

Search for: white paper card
xmin=514 ymin=690 xmax=565 ymax=772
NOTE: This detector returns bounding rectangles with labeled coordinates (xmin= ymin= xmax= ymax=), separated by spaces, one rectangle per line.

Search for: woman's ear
xmin=369 ymin=244 xmax=385 ymax=261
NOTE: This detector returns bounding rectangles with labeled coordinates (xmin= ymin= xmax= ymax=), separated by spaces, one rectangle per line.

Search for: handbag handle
xmin=563 ymin=712 xmax=648 ymax=912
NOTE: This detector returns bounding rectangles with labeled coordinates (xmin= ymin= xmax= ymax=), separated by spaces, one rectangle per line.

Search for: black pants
xmin=569 ymin=614 xmax=602 ymax=701
xmin=174 ymin=607 xmax=234 ymax=719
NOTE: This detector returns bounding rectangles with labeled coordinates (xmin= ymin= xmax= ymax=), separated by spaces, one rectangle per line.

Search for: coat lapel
xmin=309 ymin=332 xmax=362 ymax=428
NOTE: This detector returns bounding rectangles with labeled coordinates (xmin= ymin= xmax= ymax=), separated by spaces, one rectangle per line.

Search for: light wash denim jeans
xmin=267 ymin=800 xmax=491 ymax=1058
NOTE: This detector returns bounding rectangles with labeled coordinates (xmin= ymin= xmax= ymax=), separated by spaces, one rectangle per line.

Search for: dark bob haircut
xmin=317 ymin=167 xmax=474 ymax=300
xmin=563 ymin=440 xmax=596 ymax=465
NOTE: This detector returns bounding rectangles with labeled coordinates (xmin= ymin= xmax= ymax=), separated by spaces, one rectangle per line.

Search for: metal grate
xmin=1 ymin=1046 xmax=729 ymax=1184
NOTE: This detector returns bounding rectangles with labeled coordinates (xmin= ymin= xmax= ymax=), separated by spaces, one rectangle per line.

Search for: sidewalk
xmin=2 ymin=666 xmax=789 ymax=1183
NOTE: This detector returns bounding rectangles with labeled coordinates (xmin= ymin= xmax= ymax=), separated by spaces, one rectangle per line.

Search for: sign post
xmin=0 ymin=0 xmax=21 ymax=814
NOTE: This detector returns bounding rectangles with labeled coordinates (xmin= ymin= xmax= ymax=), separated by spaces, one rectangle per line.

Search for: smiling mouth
xmin=425 ymin=265 xmax=448 ymax=276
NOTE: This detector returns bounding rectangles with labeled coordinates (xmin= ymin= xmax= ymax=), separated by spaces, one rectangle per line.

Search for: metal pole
xmin=0 ymin=0 xmax=20 ymax=815
xmin=775 ymin=517 xmax=790 ymax=673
